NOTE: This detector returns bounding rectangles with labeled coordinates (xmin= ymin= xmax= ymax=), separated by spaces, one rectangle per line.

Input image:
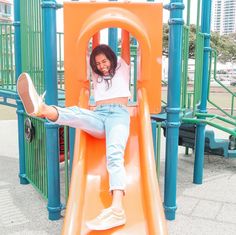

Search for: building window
xmin=0 ymin=2 xmax=11 ymax=15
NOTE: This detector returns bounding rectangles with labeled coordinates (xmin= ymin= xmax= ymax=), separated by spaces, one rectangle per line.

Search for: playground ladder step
xmin=228 ymin=150 xmax=236 ymax=158
xmin=152 ymin=113 xmax=234 ymax=158
xmin=205 ymin=130 xmax=229 ymax=157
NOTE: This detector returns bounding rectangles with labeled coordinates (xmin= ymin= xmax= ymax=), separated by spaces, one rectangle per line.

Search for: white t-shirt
xmin=92 ymin=58 xmax=131 ymax=102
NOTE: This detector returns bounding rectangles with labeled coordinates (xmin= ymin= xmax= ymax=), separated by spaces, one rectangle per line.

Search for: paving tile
xmin=0 ymin=188 xmax=29 ymax=227
xmin=0 ymin=121 xmax=19 ymax=159
xmin=11 ymin=231 xmax=49 ymax=235
xmin=168 ymin=214 xmax=236 ymax=235
xmin=192 ymin=199 xmax=222 ymax=219
xmin=0 ymin=181 xmax=10 ymax=187
xmin=176 ymin=196 xmax=199 ymax=215
xmin=217 ymin=203 xmax=236 ymax=224
xmin=183 ymin=174 xmax=236 ymax=204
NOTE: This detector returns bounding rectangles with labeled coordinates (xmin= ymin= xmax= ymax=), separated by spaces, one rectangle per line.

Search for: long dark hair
xmin=90 ymin=44 xmax=117 ymax=78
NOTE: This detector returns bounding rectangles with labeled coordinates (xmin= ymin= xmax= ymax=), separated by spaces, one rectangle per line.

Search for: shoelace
xmin=97 ymin=208 xmax=124 ymax=220
xmin=97 ymin=208 xmax=112 ymax=220
xmin=34 ymin=91 xmax=46 ymax=115
xmin=39 ymin=91 xmax=46 ymax=103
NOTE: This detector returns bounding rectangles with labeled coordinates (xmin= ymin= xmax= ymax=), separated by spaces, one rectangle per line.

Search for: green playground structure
xmin=0 ymin=0 xmax=235 ymax=223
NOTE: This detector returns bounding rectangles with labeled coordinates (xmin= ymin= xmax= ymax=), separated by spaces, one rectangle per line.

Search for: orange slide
xmin=62 ymin=88 xmax=168 ymax=235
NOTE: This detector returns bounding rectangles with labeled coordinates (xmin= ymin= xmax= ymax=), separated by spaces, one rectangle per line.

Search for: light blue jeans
xmin=52 ymin=104 xmax=130 ymax=192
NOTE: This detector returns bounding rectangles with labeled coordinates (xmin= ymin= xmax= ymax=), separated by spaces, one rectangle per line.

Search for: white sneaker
xmin=17 ymin=73 xmax=45 ymax=115
xmin=86 ymin=207 xmax=126 ymax=231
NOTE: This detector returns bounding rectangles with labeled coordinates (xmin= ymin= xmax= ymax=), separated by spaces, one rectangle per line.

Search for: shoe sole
xmin=17 ymin=74 xmax=35 ymax=115
xmin=86 ymin=219 xmax=126 ymax=231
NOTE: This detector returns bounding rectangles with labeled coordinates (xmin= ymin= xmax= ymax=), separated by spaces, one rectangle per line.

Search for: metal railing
xmin=208 ymin=49 xmax=236 ymax=120
xmin=57 ymin=32 xmax=64 ymax=90
xmin=20 ymin=0 xmax=45 ymax=94
xmin=63 ymin=126 xmax=70 ymax=203
xmin=192 ymin=32 xmax=204 ymax=115
xmin=181 ymin=25 xmax=190 ymax=110
xmin=0 ymin=23 xmax=15 ymax=91
xmin=183 ymin=113 xmax=236 ymax=137
xmin=24 ymin=115 xmax=48 ymax=199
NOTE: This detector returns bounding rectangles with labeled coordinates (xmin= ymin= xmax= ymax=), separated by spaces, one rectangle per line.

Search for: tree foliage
xmin=211 ymin=32 xmax=236 ymax=62
xmin=162 ymin=23 xmax=236 ymax=63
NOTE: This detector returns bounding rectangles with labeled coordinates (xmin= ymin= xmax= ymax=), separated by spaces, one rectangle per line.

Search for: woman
xmin=17 ymin=44 xmax=131 ymax=231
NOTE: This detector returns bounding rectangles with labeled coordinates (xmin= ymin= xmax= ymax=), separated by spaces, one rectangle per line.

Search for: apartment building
xmin=0 ymin=0 xmax=12 ymax=23
xmin=211 ymin=0 xmax=236 ymax=35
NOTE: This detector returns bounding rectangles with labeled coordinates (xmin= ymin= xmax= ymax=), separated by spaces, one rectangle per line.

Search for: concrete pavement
xmin=1 ymin=104 xmax=236 ymax=234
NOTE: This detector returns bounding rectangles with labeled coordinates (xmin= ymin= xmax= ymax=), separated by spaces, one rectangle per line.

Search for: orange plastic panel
xmin=92 ymin=32 xmax=100 ymax=49
xmin=121 ymin=30 xmax=130 ymax=65
xmin=64 ymin=2 xmax=163 ymax=113
xmin=61 ymin=88 xmax=168 ymax=235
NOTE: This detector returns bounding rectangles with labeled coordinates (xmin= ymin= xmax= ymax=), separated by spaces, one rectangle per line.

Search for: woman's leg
xmin=86 ymin=105 xmax=130 ymax=231
xmin=40 ymin=103 xmax=105 ymax=138
xmin=17 ymin=73 xmax=105 ymax=138
xmin=42 ymin=103 xmax=131 ymax=196
xmin=105 ymin=107 xmax=130 ymax=209
xmin=111 ymin=190 xmax=124 ymax=209
xmin=38 ymin=103 xmax=59 ymax=121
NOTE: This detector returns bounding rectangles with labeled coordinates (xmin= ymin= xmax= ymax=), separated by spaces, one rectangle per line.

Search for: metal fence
xmin=24 ymin=115 xmax=48 ymax=199
xmin=0 ymin=23 xmax=15 ymax=91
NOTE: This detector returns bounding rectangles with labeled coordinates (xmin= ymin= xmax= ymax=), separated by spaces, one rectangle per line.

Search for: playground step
xmin=159 ymin=123 xmax=234 ymax=158
xmin=205 ymin=130 xmax=229 ymax=157
xmin=228 ymin=150 xmax=236 ymax=158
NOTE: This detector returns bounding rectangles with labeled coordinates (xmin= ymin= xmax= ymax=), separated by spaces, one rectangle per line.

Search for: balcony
xmin=0 ymin=12 xmax=12 ymax=22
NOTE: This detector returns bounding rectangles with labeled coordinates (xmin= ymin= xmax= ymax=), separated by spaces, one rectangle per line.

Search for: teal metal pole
xmin=13 ymin=0 xmax=21 ymax=80
xmin=108 ymin=0 xmax=118 ymax=54
xmin=151 ymin=120 xmax=157 ymax=164
xmin=14 ymin=0 xmax=28 ymax=185
xmin=69 ymin=127 xmax=75 ymax=178
xmin=108 ymin=28 xmax=118 ymax=54
xmin=151 ymin=120 xmax=161 ymax=179
xmin=193 ymin=0 xmax=212 ymax=184
xmin=45 ymin=122 xmax=61 ymax=220
xmin=42 ymin=0 xmax=61 ymax=220
xmin=42 ymin=1 xmax=58 ymax=106
xmin=163 ymin=0 xmax=184 ymax=220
